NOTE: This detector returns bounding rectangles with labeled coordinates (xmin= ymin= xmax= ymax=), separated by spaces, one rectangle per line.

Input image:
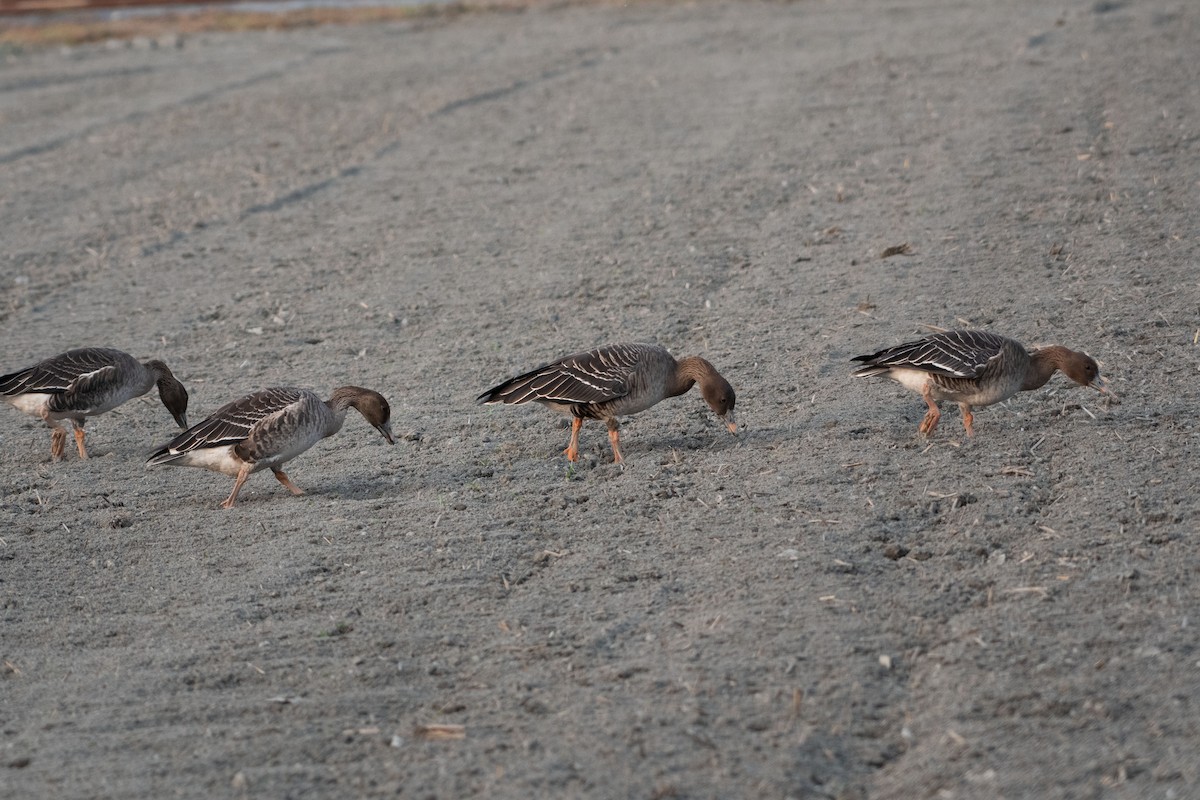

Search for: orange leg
xmin=273 ymin=469 xmax=305 ymax=496
xmin=917 ymin=385 xmax=941 ymax=437
xmin=73 ymin=421 xmax=88 ymax=460
xmin=221 ymin=463 xmax=254 ymax=509
xmin=604 ymin=424 xmax=624 ymax=462
xmin=50 ymin=427 xmax=67 ymax=461
xmin=563 ymin=417 xmax=583 ymax=462
xmin=959 ymin=403 xmax=975 ymax=437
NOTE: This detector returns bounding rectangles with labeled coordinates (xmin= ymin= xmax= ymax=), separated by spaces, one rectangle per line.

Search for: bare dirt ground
xmin=2 ymin=0 xmax=1198 ymax=797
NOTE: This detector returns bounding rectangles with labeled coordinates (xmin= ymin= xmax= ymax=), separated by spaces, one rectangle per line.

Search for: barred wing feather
xmin=854 ymin=330 xmax=1010 ymax=379
xmin=0 ymin=347 xmax=128 ymax=396
xmin=154 ymin=388 xmax=307 ymax=456
xmin=479 ymin=344 xmax=649 ymax=406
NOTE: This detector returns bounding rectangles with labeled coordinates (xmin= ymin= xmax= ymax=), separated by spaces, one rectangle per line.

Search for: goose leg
xmin=42 ymin=411 xmax=68 ymax=461
xmin=49 ymin=426 xmax=67 ymax=461
xmin=959 ymin=403 xmax=975 ymax=437
xmin=273 ymin=469 xmax=305 ymax=496
xmin=918 ymin=385 xmax=941 ymax=437
xmin=563 ymin=417 xmax=583 ymax=462
xmin=221 ymin=463 xmax=254 ymax=509
xmin=72 ymin=420 xmax=88 ymax=459
xmin=606 ymin=419 xmax=624 ymax=464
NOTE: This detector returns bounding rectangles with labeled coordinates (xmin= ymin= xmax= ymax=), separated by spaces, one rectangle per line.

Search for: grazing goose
xmin=477 ymin=342 xmax=736 ymax=463
xmin=147 ymin=386 xmax=393 ymax=508
xmin=852 ymin=329 xmax=1108 ymax=437
xmin=0 ymin=347 xmax=189 ymax=460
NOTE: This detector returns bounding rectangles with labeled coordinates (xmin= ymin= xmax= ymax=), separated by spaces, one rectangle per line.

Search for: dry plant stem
xmin=415 ymin=723 xmax=466 ymax=741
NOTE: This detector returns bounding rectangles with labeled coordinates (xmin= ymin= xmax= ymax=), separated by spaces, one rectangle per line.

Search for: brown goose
xmin=147 ymin=386 xmax=393 ymax=508
xmin=477 ymin=342 xmax=736 ymax=463
xmin=0 ymin=347 xmax=188 ymax=460
xmin=852 ymin=329 xmax=1109 ymax=437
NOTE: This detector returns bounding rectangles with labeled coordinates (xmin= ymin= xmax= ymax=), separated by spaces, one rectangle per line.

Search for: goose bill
xmin=376 ymin=422 xmax=396 ymax=444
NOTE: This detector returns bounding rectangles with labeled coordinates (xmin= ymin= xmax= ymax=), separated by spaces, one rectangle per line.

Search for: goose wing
xmin=148 ymin=387 xmax=307 ymax=461
xmin=853 ymin=330 xmax=1011 ymax=379
xmin=0 ymin=347 xmax=127 ymax=397
xmin=477 ymin=343 xmax=651 ymax=406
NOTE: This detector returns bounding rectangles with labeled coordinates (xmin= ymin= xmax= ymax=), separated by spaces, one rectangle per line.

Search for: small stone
xmin=883 ymin=544 xmax=909 ymax=560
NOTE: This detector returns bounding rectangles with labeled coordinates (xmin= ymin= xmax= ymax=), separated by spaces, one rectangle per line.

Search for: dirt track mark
xmin=140 ymin=49 xmax=610 ymax=253
xmin=430 ymin=49 xmax=605 ymax=117
xmin=0 ymin=63 xmax=154 ymax=93
xmin=0 ymin=49 xmax=344 ymax=166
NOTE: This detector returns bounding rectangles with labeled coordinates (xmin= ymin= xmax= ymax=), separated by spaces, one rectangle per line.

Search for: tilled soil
xmin=1 ymin=1 xmax=1198 ymax=797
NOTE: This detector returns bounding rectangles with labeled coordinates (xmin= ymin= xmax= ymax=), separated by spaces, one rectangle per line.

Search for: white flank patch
xmin=889 ymin=369 xmax=933 ymax=395
xmin=9 ymin=393 xmax=52 ymax=416
xmin=166 ymin=445 xmax=244 ymax=477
